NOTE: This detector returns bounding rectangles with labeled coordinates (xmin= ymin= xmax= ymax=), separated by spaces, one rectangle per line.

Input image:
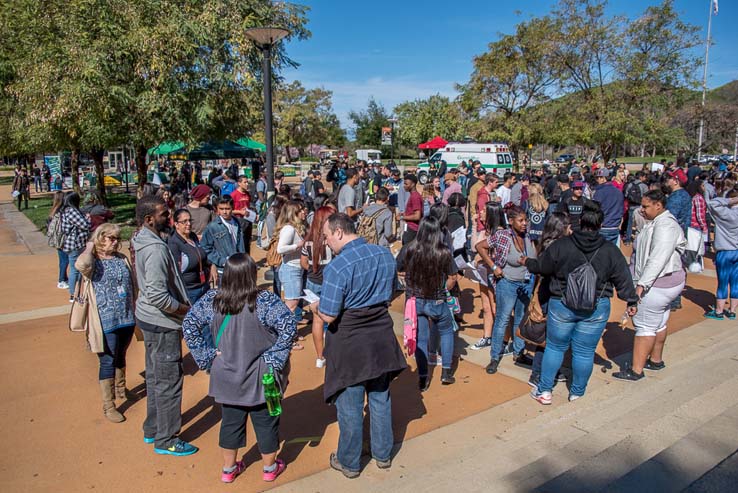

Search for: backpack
xmin=47 ymin=212 xmax=64 ymax=249
xmin=326 ymin=165 xmax=337 ymax=183
xmin=220 ymin=180 xmax=236 ymax=197
xmin=265 ymin=234 xmax=282 ymax=267
xmin=561 ymin=247 xmax=603 ymax=312
xmin=625 ymin=182 xmax=642 ymax=205
xmin=357 ymin=207 xmax=386 ymax=245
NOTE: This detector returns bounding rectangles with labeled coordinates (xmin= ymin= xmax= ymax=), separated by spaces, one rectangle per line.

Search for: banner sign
xmin=381 ymin=127 xmax=392 ymax=146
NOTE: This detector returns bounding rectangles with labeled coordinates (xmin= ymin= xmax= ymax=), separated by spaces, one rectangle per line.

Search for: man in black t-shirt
xmin=561 ymin=180 xmax=586 ymax=231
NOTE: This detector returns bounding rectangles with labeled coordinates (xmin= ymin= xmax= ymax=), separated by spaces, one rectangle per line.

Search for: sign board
xmin=650 ymin=162 xmax=664 ymax=173
xmin=44 ymin=155 xmax=62 ymax=177
xmin=381 ymin=127 xmax=392 ymax=146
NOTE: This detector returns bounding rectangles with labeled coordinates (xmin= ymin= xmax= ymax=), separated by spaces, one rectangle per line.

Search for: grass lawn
xmin=0 ymin=176 xmax=14 ymax=185
xmin=21 ymin=191 xmax=138 ymax=240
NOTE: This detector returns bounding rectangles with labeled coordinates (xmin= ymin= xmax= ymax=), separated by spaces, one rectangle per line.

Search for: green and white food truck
xmin=417 ymin=142 xmax=514 ymax=184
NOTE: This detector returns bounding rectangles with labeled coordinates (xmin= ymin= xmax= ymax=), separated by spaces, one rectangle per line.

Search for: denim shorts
xmin=279 ymin=263 xmax=304 ymax=300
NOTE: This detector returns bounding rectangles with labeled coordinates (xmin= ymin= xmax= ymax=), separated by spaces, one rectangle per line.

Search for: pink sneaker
xmin=530 ymin=389 xmax=552 ymax=405
xmin=221 ymin=460 xmax=245 ymax=483
xmin=262 ymin=459 xmax=286 ymax=482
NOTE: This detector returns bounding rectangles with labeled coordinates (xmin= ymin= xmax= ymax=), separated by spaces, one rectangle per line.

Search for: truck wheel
xmin=418 ymin=172 xmax=428 ymax=184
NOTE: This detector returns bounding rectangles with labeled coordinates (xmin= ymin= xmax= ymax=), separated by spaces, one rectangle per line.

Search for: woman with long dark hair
xmin=300 ymin=206 xmax=335 ymax=366
xmin=397 ymin=216 xmax=458 ymax=390
xmin=528 ymin=212 xmax=571 ymax=388
xmin=485 ymin=204 xmax=536 ymax=374
xmin=470 ymin=201 xmax=506 ymax=351
xmin=182 ymin=253 xmax=296 ymax=484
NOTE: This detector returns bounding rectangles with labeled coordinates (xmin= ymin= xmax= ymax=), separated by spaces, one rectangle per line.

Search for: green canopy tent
xmin=147 ymin=141 xmax=186 ymax=156
xmin=186 ymin=140 xmax=256 ymax=160
xmin=236 ymin=137 xmax=266 ymax=152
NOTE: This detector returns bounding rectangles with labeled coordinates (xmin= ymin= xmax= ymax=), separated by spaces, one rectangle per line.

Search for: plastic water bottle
xmin=262 ymin=370 xmax=282 ymax=417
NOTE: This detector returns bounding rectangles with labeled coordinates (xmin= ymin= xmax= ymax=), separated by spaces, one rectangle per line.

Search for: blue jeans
xmin=57 ymin=249 xmax=69 ymax=283
xmin=415 ymin=298 xmax=455 ymax=376
xmin=271 ymin=266 xmax=281 ymax=296
xmin=599 ymin=227 xmax=620 ymax=246
xmin=624 ymin=207 xmax=638 ymax=243
xmin=98 ymin=326 xmax=135 ymax=380
xmin=335 ymin=374 xmax=394 ymax=472
xmin=67 ymin=249 xmax=83 ymax=296
xmin=490 ymin=277 xmax=533 ymax=360
xmin=539 ymin=298 xmax=610 ymax=396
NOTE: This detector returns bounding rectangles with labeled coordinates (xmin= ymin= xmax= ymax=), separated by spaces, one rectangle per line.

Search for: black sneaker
xmin=485 ymin=359 xmax=500 ymax=374
xmin=528 ymin=373 xmax=540 ymax=389
xmin=418 ymin=376 xmax=430 ymax=392
xmin=441 ymin=368 xmax=456 ymax=385
xmin=501 ymin=342 xmax=513 ymax=355
xmin=644 ymin=359 xmax=666 ymax=371
xmin=555 ymin=371 xmax=568 ymax=383
xmin=514 ymin=352 xmax=533 ymax=368
xmin=612 ymin=367 xmax=645 ymax=381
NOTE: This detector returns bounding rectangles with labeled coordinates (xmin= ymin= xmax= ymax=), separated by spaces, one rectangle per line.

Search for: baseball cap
xmin=596 ymin=168 xmax=610 ymax=178
xmin=666 ymin=169 xmax=688 ymax=186
xmin=190 ymin=184 xmax=212 ymax=200
xmin=572 ymin=180 xmax=585 ymax=188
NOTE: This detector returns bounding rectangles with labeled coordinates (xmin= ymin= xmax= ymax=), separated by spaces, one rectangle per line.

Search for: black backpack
xmin=326 ymin=165 xmax=337 ymax=183
xmin=625 ymin=182 xmax=642 ymax=205
xmin=562 ymin=247 xmax=603 ymax=312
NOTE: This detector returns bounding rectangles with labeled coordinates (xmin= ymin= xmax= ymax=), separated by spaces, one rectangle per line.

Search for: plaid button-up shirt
xmin=690 ymin=193 xmax=708 ymax=234
xmin=319 ymin=238 xmax=396 ymax=317
xmin=60 ymin=207 xmax=91 ymax=252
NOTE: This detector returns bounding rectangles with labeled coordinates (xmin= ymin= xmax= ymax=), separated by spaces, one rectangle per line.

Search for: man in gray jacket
xmin=133 ymin=196 xmax=196 ymax=456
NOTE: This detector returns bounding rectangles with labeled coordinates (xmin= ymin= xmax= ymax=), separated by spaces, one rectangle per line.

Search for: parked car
xmin=555 ymin=154 xmax=576 ymax=163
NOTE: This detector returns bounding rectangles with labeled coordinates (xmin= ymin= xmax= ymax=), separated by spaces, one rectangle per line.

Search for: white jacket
xmin=632 ymin=210 xmax=686 ymax=290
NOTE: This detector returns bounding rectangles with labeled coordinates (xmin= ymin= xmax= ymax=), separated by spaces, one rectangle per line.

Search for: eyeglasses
xmin=177 ymin=220 xmax=192 ymax=224
xmin=107 ymin=236 xmax=120 ymax=242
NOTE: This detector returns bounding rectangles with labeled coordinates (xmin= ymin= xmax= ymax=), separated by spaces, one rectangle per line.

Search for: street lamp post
xmin=245 ymin=26 xmax=290 ymax=194
xmin=388 ymin=117 xmax=398 ymax=165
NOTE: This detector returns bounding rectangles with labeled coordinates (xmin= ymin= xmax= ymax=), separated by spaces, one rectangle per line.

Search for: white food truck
xmin=416 ymin=142 xmax=514 ymax=184
xmin=355 ymin=149 xmax=382 ymax=165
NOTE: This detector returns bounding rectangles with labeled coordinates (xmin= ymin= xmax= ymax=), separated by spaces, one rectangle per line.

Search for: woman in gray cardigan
xmin=207 ymin=253 xmax=296 ymax=484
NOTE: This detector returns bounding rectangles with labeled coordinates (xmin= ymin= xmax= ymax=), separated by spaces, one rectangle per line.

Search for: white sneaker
xmin=428 ymin=352 xmax=442 ymax=366
xmin=568 ymin=394 xmax=582 ymax=402
xmin=316 ymin=357 xmax=326 ymax=368
xmin=57 ymin=281 xmax=69 ymax=289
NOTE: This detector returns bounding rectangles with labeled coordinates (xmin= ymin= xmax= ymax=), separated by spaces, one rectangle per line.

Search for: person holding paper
xmin=231 ymin=175 xmax=254 ymax=255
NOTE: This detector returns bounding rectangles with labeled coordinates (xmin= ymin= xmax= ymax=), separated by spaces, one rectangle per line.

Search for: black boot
xmin=441 ymin=368 xmax=455 ymax=385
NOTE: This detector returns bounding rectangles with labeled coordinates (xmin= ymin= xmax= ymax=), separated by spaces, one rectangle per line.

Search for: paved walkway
xmin=1 ymin=186 xmax=736 ymax=492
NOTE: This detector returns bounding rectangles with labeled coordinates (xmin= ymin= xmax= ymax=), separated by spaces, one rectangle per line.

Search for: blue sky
xmin=281 ymin=0 xmax=738 ymax=130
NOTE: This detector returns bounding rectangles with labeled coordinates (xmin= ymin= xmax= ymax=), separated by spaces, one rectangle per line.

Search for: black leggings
xmin=219 ymin=403 xmax=280 ymax=453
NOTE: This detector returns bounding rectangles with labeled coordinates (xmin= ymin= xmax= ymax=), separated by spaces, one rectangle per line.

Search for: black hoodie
xmin=525 ymin=231 xmax=638 ymax=306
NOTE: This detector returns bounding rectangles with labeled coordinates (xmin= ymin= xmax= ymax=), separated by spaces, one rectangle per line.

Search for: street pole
xmin=123 ymin=146 xmax=129 ymax=193
xmin=733 ymin=124 xmax=737 ymax=163
xmin=697 ymin=0 xmax=714 ymax=161
xmin=262 ymin=44 xmax=275 ymax=194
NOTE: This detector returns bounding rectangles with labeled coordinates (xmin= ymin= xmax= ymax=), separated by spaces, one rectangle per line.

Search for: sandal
xmin=291 ymin=342 xmax=304 ymax=351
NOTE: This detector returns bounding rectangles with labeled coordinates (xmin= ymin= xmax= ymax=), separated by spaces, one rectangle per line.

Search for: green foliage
xmin=348 ymin=98 xmax=390 ymax=148
xmin=393 ymin=95 xmax=467 ymax=147
xmin=274 ymin=81 xmax=345 ymax=157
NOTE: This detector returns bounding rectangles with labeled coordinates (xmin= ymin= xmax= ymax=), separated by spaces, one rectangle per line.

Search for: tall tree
xmin=348 ymin=98 xmax=390 ymax=148
xmin=393 ymin=94 xmax=466 ymax=147
xmin=458 ymin=16 xmax=558 ymax=159
xmin=274 ymin=81 xmax=344 ymax=159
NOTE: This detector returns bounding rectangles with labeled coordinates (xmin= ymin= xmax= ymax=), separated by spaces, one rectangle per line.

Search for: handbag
xmin=265 ymin=228 xmax=283 ymax=268
xmin=517 ymin=277 xmax=546 ymax=346
xmin=69 ymin=277 xmax=90 ymax=332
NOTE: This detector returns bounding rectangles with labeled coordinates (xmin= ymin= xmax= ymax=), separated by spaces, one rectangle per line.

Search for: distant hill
xmin=708 ymin=80 xmax=738 ymax=105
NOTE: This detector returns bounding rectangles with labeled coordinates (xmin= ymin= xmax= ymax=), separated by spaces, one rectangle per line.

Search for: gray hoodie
xmin=133 ymin=227 xmax=190 ymax=330
xmin=705 ymin=196 xmax=738 ymax=251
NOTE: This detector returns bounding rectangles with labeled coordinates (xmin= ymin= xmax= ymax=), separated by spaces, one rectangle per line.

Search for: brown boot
xmin=114 ymin=367 xmax=131 ymax=400
xmin=100 ymin=379 xmax=125 ymax=423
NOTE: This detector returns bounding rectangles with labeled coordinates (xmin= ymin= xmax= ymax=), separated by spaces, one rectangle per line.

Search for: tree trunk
xmin=135 ymin=144 xmax=148 ymax=198
xmin=70 ymin=148 xmax=81 ymax=194
xmin=91 ymin=148 xmax=108 ymax=205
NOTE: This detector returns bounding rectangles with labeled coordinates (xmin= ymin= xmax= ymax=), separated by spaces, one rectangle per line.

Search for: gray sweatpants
xmin=141 ymin=328 xmax=184 ymax=449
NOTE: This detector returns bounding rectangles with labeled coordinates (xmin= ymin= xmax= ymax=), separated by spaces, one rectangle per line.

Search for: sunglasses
xmin=106 ymin=236 xmax=121 ymax=242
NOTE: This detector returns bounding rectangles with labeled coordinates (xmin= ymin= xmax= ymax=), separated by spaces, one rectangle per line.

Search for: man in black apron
xmin=312 ymin=213 xmax=407 ymax=478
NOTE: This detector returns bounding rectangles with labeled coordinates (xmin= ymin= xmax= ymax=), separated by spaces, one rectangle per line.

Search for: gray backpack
xmin=562 ymin=247 xmax=603 ymax=312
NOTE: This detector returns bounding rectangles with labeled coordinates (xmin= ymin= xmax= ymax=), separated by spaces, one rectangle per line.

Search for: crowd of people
xmin=42 ymin=155 xmax=738 ymax=483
